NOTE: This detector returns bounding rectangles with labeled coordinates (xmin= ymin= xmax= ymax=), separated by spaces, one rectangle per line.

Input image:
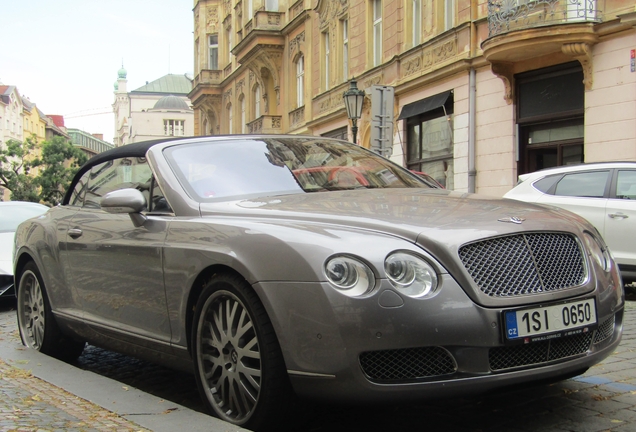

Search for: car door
xmin=535 ymin=169 xmax=611 ymax=237
xmin=66 ymin=157 xmax=172 ymax=349
xmin=603 ymin=169 xmax=636 ymax=267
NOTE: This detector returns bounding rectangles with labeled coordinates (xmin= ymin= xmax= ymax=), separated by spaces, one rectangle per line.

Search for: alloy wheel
xmin=197 ymin=290 xmax=262 ymax=423
xmin=18 ymin=270 xmax=46 ymax=350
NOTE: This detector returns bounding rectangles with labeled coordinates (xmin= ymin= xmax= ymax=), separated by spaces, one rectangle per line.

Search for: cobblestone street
xmin=0 ymin=297 xmax=635 ymax=431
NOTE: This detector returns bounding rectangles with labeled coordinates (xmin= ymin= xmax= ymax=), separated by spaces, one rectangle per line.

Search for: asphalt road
xmin=1 ymin=297 xmax=635 ymax=432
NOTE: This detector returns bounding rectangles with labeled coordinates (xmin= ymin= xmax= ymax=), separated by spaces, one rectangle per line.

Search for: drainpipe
xmin=468 ymin=68 xmax=476 ymax=194
xmin=467 ymin=0 xmax=477 ymax=194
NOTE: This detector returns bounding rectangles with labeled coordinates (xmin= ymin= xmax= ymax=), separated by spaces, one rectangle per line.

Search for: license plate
xmin=504 ymin=298 xmax=597 ymax=342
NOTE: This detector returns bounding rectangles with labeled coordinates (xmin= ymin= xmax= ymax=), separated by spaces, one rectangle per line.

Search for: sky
xmin=2 ymin=0 xmax=194 ymax=144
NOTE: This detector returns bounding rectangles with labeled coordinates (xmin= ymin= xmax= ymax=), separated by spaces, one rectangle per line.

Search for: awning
xmin=397 ymin=90 xmax=451 ymax=120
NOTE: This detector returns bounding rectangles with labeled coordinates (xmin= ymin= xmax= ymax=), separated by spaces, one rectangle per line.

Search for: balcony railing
xmin=247 ymin=115 xmax=282 ymax=134
xmin=289 ymin=106 xmax=305 ymax=130
xmin=487 ymin=0 xmax=600 ymax=37
xmin=194 ymin=70 xmax=223 ymax=86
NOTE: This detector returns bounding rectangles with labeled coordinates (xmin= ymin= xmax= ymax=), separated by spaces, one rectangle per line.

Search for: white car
xmin=504 ymin=162 xmax=636 ymax=284
xmin=0 ymin=201 xmax=49 ymax=297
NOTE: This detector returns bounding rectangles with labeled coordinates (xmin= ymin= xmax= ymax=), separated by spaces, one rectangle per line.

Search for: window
xmin=247 ymin=0 xmax=253 ymax=22
xmin=444 ymin=0 xmax=454 ymax=31
xmin=84 ymin=158 xmax=154 ymax=209
xmin=341 ymin=19 xmax=349 ymax=80
xmin=227 ymin=27 xmax=232 ymax=63
xmin=616 ymin=171 xmax=636 ymax=200
xmin=554 ymin=171 xmax=610 ymax=198
xmin=164 ymin=119 xmax=185 ymax=136
xmin=372 ymin=0 xmax=382 ymax=67
xmin=254 ymin=85 xmax=261 ymax=119
xmin=296 ymin=55 xmax=305 ymax=107
xmin=209 ymin=34 xmax=218 ymax=69
xmin=241 ymin=96 xmax=246 ymax=133
xmin=405 ymin=92 xmax=454 ymax=189
xmin=412 ymin=0 xmax=422 ymax=46
xmin=516 ymin=63 xmax=585 ymax=175
xmin=323 ymin=32 xmax=330 ymax=91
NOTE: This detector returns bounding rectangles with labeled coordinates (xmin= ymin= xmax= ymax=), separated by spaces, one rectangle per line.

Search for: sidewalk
xmin=0 ymin=301 xmax=247 ymax=432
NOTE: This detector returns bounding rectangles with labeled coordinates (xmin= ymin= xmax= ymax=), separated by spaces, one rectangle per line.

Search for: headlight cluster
xmin=324 ymin=256 xmax=375 ymax=297
xmin=324 ymin=252 xmax=438 ymax=298
xmin=385 ymin=252 xmax=438 ymax=298
xmin=583 ymin=231 xmax=611 ymax=272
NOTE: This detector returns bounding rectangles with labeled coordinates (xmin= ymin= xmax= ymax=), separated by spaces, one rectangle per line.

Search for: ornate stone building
xmin=113 ymin=67 xmax=194 ymax=146
xmin=189 ymin=0 xmax=636 ymax=195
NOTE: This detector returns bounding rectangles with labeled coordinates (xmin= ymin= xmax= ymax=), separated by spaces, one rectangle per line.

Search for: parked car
xmin=411 ymin=171 xmax=445 ymax=188
xmin=14 ymin=136 xmax=624 ymax=431
xmin=0 ymin=201 xmax=48 ymax=297
xmin=504 ymin=162 xmax=636 ymax=284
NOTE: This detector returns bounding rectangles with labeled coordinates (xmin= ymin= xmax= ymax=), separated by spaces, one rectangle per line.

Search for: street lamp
xmin=343 ymin=77 xmax=365 ymax=144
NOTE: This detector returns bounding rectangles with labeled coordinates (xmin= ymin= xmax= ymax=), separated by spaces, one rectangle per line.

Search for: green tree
xmin=0 ymin=136 xmax=40 ymax=202
xmin=34 ymin=136 xmax=88 ymax=206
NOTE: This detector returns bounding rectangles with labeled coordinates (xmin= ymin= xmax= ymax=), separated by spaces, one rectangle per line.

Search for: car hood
xmin=201 ymin=188 xmax=590 ymax=248
xmin=0 ymin=231 xmax=14 ymax=275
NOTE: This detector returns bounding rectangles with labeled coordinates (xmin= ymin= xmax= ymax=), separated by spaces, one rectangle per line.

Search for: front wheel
xmin=192 ymin=273 xmax=292 ymax=431
xmin=16 ymin=261 xmax=85 ymax=362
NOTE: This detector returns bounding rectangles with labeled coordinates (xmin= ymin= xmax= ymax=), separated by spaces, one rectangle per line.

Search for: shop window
xmin=401 ymin=91 xmax=454 ymax=189
xmin=517 ymin=62 xmax=584 ymax=174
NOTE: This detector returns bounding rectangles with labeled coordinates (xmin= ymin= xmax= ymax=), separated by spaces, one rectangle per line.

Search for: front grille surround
xmin=359 ymin=346 xmax=457 ymax=382
xmin=459 ymin=232 xmax=586 ymax=298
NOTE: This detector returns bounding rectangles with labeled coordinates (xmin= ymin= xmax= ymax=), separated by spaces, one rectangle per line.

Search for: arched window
xmin=227 ymin=103 xmax=233 ymax=134
xmin=240 ymin=95 xmax=246 ymax=133
xmin=254 ymin=85 xmax=261 ymax=119
xmin=296 ymin=55 xmax=305 ymax=107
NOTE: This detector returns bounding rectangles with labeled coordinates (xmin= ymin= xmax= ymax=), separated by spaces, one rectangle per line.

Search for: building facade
xmin=113 ymin=67 xmax=195 ymax=146
xmin=68 ymin=128 xmax=115 ymax=158
xmin=189 ymin=0 xmax=636 ymax=196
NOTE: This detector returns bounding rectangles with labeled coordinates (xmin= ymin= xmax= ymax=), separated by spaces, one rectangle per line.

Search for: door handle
xmin=68 ymin=228 xmax=83 ymax=238
xmin=608 ymin=213 xmax=628 ymax=219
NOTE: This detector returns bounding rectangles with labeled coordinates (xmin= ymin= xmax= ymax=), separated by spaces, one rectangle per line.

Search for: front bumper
xmin=255 ymin=275 xmax=623 ymax=402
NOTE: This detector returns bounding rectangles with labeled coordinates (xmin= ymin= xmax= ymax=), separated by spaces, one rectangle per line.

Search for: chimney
xmin=92 ymin=133 xmax=104 ymax=141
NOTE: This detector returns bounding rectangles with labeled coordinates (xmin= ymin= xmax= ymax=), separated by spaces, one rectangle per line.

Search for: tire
xmin=192 ymin=272 xmax=292 ymax=431
xmin=16 ymin=261 xmax=85 ymax=362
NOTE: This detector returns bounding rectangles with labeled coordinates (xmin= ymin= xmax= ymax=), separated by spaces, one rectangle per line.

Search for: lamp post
xmin=343 ymin=77 xmax=365 ymax=144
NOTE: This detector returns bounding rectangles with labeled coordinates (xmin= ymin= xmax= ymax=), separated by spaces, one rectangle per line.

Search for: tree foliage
xmin=0 ymin=135 xmax=88 ymax=205
xmin=35 ymin=136 xmax=88 ymax=206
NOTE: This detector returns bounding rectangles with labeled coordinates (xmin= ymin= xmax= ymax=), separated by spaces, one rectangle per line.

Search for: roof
xmin=153 ymin=95 xmax=191 ymax=110
xmin=131 ymin=74 xmax=193 ymax=95
xmin=519 ymin=162 xmax=636 ymax=182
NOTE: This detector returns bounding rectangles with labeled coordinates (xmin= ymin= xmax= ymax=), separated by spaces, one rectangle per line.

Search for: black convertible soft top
xmin=62 ymin=136 xmax=191 ymax=205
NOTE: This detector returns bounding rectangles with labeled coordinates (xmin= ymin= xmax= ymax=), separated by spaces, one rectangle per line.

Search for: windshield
xmin=0 ymin=203 xmax=48 ymax=232
xmin=165 ymin=137 xmax=431 ymax=201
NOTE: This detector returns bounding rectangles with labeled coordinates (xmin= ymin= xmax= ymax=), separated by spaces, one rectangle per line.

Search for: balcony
xmin=194 ymin=70 xmax=223 ymax=87
xmin=247 ymin=115 xmax=282 ymax=134
xmin=482 ymin=0 xmax=602 ymax=101
xmin=487 ymin=0 xmax=601 ymax=38
xmin=289 ymin=106 xmax=305 ymax=130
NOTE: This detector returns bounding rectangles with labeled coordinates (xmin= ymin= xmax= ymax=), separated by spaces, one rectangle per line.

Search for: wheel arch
xmin=185 ymin=264 xmax=252 ymax=356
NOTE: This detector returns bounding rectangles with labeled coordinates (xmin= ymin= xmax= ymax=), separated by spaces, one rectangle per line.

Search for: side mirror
xmin=101 ymin=188 xmax=148 ymax=227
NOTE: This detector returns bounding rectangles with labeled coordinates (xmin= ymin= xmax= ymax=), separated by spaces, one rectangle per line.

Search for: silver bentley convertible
xmin=13 ymin=136 xmax=624 ymax=430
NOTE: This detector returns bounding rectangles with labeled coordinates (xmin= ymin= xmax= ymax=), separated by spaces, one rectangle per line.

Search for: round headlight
xmin=325 ymin=256 xmax=375 ymax=297
xmin=584 ymin=232 xmax=611 ymax=272
xmin=385 ymin=252 xmax=438 ymax=298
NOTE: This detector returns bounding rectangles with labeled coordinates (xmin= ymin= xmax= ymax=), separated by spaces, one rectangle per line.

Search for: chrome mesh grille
xmin=359 ymin=347 xmax=456 ymax=381
xmin=489 ymin=332 xmax=593 ymax=371
xmin=594 ymin=316 xmax=615 ymax=344
xmin=459 ymin=233 xmax=585 ymax=297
